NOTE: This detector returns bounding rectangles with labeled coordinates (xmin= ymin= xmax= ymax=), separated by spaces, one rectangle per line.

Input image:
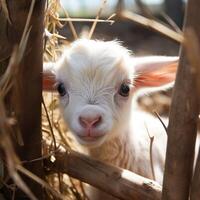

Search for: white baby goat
xmin=43 ymin=39 xmax=178 ymax=199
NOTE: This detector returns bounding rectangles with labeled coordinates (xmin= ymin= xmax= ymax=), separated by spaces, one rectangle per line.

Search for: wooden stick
xmin=45 ymin=149 xmax=162 ymax=200
xmin=120 ymin=10 xmax=183 ymax=43
xmin=161 ymin=0 xmax=200 ymax=199
xmin=5 ymin=0 xmax=46 ymax=198
xmin=185 ymin=29 xmax=200 ymax=200
xmin=88 ymin=0 xmax=107 ymax=39
xmin=58 ymin=17 xmax=114 ymax=24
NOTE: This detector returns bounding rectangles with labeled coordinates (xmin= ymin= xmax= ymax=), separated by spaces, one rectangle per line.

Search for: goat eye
xmin=57 ymin=83 xmax=66 ymax=97
xmin=119 ymin=83 xmax=130 ymax=97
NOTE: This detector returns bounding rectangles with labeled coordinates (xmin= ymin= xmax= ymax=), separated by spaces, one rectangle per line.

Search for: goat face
xmin=54 ymin=40 xmax=134 ymax=147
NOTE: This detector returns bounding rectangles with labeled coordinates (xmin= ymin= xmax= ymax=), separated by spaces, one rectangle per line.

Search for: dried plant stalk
xmin=88 ymin=0 xmax=107 ymax=39
xmin=121 ymin=10 xmax=183 ymax=43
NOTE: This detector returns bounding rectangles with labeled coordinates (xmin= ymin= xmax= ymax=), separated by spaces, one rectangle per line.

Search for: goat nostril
xmin=79 ymin=117 xmax=87 ymax=128
xmin=92 ymin=116 xmax=101 ymax=127
xmin=79 ymin=116 xmax=102 ymax=128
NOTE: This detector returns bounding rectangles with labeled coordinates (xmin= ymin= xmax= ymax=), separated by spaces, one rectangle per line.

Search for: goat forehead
xmin=68 ymin=65 xmax=127 ymax=91
xmin=58 ymin=60 xmax=130 ymax=87
xmin=68 ymin=50 xmax=123 ymax=72
xmin=57 ymin=39 xmax=134 ymax=90
xmin=72 ymin=55 xmax=131 ymax=83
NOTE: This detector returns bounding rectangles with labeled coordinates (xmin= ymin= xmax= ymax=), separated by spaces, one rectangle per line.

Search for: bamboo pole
xmin=1 ymin=1 xmax=46 ymax=198
xmin=162 ymin=0 xmax=200 ymax=199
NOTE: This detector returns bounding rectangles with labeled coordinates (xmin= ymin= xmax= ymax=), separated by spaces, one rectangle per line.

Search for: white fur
xmin=46 ymin=39 xmax=180 ymax=199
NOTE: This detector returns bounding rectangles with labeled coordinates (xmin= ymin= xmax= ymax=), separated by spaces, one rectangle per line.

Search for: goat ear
xmin=43 ymin=62 xmax=56 ymax=91
xmin=134 ymin=56 xmax=178 ymax=90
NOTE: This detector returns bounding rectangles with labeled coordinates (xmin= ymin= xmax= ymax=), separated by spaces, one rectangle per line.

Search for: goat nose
xmin=79 ymin=115 xmax=102 ymax=129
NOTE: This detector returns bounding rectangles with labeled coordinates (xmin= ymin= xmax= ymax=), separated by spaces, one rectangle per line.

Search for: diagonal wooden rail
xmin=45 ymin=149 xmax=162 ymax=200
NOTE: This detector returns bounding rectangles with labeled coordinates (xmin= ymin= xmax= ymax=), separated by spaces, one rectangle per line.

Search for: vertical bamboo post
xmin=3 ymin=1 xmax=46 ymax=198
xmin=162 ymin=0 xmax=200 ymax=200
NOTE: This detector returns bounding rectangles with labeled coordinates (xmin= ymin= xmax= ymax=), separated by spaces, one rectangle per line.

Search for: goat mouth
xmin=78 ymin=135 xmax=104 ymax=142
xmin=75 ymin=133 xmax=107 ymax=147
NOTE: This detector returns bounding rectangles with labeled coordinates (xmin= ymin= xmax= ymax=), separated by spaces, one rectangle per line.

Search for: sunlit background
xmin=60 ymin=0 xmax=186 ymax=17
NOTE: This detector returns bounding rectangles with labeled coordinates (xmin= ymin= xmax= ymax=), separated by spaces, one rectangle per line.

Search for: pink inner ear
xmin=43 ymin=72 xmax=56 ymax=91
xmin=134 ymin=62 xmax=177 ymax=89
